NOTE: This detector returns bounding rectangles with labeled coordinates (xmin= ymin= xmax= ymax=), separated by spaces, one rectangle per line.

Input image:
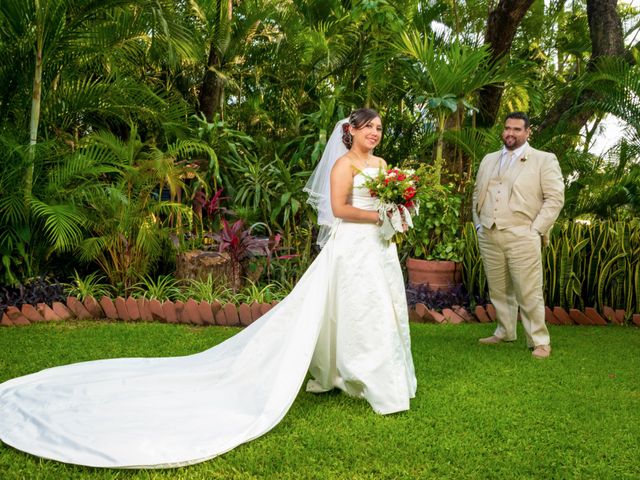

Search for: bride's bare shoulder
xmin=374 ymin=156 xmax=388 ymax=169
xmin=332 ymin=155 xmax=357 ymax=175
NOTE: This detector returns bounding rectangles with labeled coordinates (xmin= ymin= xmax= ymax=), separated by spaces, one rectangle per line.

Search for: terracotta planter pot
xmin=406 ymin=258 xmax=462 ymax=291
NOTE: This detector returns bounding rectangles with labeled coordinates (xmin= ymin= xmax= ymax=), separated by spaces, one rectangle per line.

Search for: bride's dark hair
xmin=341 ymin=108 xmax=380 ymax=149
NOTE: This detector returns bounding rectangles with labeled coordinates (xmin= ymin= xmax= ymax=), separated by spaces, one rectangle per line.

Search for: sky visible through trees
xmin=590 ymin=0 xmax=639 ymax=154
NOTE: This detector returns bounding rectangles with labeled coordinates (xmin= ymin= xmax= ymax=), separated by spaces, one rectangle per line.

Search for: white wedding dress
xmin=0 ymin=168 xmax=416 ymax=468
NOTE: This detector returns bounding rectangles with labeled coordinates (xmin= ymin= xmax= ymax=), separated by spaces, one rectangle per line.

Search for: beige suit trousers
xmin=477 ymin=224 xmax=550 ymax=347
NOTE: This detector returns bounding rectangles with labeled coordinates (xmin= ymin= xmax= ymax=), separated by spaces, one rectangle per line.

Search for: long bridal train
xmin=0 ymin=169 xmax=416 ymax=469
xmin=4 ymin=253 xmax=326 ymax=468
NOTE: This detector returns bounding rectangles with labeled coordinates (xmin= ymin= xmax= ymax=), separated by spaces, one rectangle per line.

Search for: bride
xmin=0 ymin=108 xmax=416 ymax=469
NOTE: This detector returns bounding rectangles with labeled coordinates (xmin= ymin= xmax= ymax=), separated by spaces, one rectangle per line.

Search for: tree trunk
xmin=538 ymin=0 xmax=624 ymax=135
xmin=198 ymin=0 xmax=233 ymax=122
xmin=477 ymin=0 xmax=535 ymax=128
xmin=587 ymin=0 xmax=624 ymax=58
xmin=198 ymin=45 xmax=225 ymax=122
xmin=27 ymin=2 xmax=44 ymax=203
xmin=27 ymin=45 xmax=43 ymax=202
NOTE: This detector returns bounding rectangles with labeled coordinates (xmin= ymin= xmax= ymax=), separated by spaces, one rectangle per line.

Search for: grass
xmin=0 ymin=321 xmax=638 ymax=480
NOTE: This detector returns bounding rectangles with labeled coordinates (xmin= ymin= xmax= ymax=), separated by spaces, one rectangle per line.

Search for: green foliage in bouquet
xmin=401 ymin=166 xmax=464 ymax=262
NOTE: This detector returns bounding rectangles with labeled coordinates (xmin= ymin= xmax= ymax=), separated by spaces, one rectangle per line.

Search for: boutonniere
xmin=520 ymin=153 xmax=529 ymax=162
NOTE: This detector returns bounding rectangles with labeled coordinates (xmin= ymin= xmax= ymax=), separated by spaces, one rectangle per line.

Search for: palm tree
xmin=394 ymin=32 xmax=511 ymax=182
xmin=559 ymin=58 xmax=640 ymax=219
xmin=75 ymin=127 xmax=214 ymax=291
xmin=0 ymin=0 xmax=202 ymax=284
xmin=191 ymin=0 xmax=280 ymax=121
xmin=0 ymin=0 xmax=198 ymax=194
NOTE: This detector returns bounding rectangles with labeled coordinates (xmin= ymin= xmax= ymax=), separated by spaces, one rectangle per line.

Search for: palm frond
xmin=30 ymin=199 xmax=86 ymax=252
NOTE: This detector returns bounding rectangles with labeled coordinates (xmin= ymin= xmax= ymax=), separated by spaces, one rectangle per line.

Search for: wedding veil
xmin=304 ymin=118 xmax=349 ymax=247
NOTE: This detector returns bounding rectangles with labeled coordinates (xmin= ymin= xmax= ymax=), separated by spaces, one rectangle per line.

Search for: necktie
xmin=499 ymin=151 xmax=514 ymax=176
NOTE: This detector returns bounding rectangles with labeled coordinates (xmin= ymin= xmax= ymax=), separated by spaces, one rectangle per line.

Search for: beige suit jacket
xmin=472 ymin=146 xmax=565 ymax=243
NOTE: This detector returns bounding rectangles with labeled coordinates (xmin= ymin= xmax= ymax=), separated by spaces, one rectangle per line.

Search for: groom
xmin=472 ymin=112 xmax=564 ymax=359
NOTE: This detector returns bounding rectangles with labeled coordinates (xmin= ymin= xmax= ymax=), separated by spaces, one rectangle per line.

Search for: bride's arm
xmin=330 ymin=157 xmax=379 ymax=224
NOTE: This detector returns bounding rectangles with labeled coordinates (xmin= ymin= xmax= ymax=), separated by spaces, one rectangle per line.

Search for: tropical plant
xmin=463 ymin=220 xmax=640 ymax=319
xmin=400 ymin=166 xmax=464 ymax=262
xmin=178 ymin=275 xmax=234 ymax=304
xmin=230 ymin=280 xmax=288 ymax=304
xmin=130 ymin=274 xmax=182 ymax=301
xmin=0 ymin=0 xmax=639 ymax=298
xmin=191 ymin=0 xmax=280 ymax=121
xmin=211 ymin=219 xmax=269 ymax=291
xmin=263 ymin=248 xmax=313 ymax=292
xmin=64 ymin=271 xmax=113 ymax=301
xmin=0 ymin=0 xmax=198 ymax=197
xmin=558 ymin=58 xmax=640 ymax=219
xmin=192 ymin=187 xmax=231 ymax=242
xmin=405 ymin=282 xmax=477 ymax=311
xmin=225 ymin=151 xmax=277 ymax=218
xmin=75 ymin=128 xmax=213 ymax=292
xmin=0 ymin=0 xmax=200 ymax=286
xmin=0 ymin=276 xmax=66 ymax=315
xmin=543 ymin=220 xmax=640 ymax=318
xmin=394 ymin=33 xmax=511 ymax=182
xmin=460 ymin=222 xmax=487 ymax=305
xmin=0 ymin=136 xmax=85 ymax=285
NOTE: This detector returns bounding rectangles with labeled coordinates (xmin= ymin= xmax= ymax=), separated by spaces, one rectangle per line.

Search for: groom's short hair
xmin=505 ymin=111 xmax=530 ymax=129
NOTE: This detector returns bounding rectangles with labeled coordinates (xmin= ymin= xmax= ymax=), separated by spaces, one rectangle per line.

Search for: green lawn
xmin=1 ymin=321 xmax=638 ymax=480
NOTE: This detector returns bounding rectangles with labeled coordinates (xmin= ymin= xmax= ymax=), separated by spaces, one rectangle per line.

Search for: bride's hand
xmin=399 ymin=209 xmax=409 ymax=232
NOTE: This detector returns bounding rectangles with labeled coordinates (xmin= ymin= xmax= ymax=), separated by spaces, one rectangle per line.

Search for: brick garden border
xmin=0 ymin=296 xmax=277 ymax=327
xmin=1 ymin=296 xmax=639 ymax=327
xmin=410 ymin=303 xmax=640 ymax=326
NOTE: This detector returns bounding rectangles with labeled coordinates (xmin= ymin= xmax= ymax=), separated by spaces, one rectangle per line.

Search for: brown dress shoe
xmin=532 ymin=345 xmax=551 ymax=359
xmin=479 ymin=335 xmax=503 ymax=345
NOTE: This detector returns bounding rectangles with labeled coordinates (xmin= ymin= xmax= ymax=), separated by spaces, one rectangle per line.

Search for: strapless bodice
xmin=351 ymin=167 xmax=381 ymax=210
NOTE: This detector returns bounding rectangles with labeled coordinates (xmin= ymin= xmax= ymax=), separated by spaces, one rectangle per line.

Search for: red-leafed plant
xmin=192 ymin=187 xmax=231 ymax=244
xmin=212 ymin=219 xmax=269 ymax=291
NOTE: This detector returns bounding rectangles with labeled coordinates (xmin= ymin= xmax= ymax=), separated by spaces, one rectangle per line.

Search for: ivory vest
xmin=479 ymin=160 xmax=532 ymax=230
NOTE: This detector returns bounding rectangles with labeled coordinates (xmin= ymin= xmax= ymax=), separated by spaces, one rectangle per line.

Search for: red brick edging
xmin=409 ymin=303 xmax=640 ymax=327
xmin=0 ymin=296 xmax=278 ymax=327
xmin=1 ymin=298 xmax=639 ymax=327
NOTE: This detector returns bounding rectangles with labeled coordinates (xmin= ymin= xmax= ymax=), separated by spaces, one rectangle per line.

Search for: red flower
xmin=403 ymin=186 xmax=416 ymax=200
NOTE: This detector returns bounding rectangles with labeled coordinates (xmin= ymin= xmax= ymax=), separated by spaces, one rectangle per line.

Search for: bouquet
xmin=363 ymin=167 xmax=422 ymax=241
